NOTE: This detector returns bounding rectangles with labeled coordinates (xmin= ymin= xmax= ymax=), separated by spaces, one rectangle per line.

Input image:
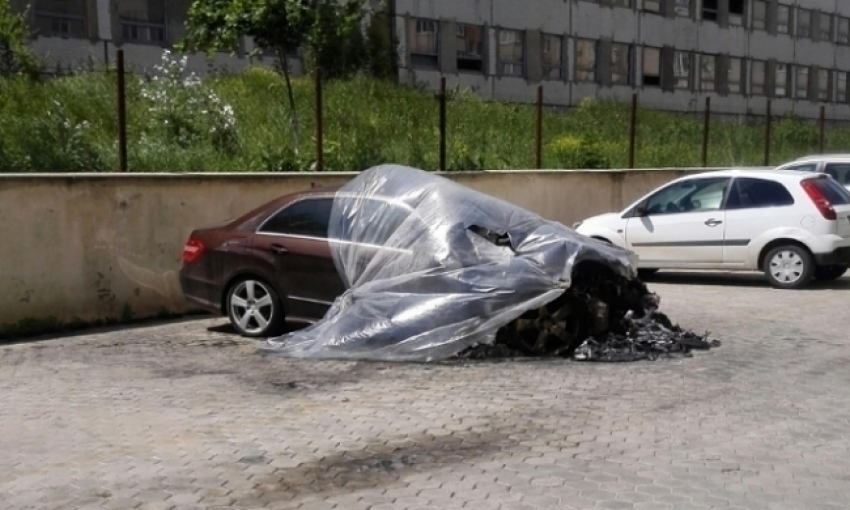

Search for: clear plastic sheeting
xmin=262 ymin=164 xmax=638 ymax=362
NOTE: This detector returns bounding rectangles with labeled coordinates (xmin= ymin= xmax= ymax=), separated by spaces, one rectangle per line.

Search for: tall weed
xmin=1 ymin=52 xmax=847 ymax=173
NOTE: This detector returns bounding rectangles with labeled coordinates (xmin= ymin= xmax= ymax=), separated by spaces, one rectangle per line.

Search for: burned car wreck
xmin=262 ymin=164 xmax=716 ymax=362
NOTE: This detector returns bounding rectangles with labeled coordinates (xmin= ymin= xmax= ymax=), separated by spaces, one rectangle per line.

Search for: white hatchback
xmin=574 ymin=170 xmax=850 ymax=289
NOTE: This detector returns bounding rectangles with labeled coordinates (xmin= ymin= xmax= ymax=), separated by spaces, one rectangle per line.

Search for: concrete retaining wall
xmin=0 ymin=168 xmax=738 ymax=333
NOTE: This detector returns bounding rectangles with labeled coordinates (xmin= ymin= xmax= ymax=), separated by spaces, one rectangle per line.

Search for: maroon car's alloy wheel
xmin=228 ymin=279 xmax=280 ymax=336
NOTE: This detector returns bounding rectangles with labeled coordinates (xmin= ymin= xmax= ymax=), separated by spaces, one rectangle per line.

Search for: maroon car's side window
xmin=259 ymin=198 xmax=333 ymax=238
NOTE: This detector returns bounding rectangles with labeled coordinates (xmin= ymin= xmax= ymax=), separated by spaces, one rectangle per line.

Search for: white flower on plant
xmin=139 ymin=50 xmax=238 ymax=148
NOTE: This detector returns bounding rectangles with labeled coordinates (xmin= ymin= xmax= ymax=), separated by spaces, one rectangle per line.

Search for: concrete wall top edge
xmin=0 ymin=167 xmax=773 ymax=182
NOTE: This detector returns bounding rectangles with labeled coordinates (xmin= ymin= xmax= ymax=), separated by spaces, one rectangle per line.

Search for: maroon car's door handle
xmin=269 ymin=243 xmax=289 ymax=254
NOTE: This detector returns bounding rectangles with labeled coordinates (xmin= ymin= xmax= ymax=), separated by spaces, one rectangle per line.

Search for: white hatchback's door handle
xmin=704 ymin=219 xmax=723 ymax=227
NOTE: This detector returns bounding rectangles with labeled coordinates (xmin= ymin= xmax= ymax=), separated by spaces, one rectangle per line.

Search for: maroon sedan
xmin=179 ymin=187 xmax=418 ymax=337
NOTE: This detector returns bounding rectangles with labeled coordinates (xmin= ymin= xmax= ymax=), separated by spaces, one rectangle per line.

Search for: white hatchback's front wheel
xmin=764 ymin=245 xmax=814 ymax=290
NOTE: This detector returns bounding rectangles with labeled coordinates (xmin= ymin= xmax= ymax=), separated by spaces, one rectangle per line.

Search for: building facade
xmin=392 ymin=0 xmax=850 ymax=119
xmin=11 ymin=0 xmax=850 ymax=119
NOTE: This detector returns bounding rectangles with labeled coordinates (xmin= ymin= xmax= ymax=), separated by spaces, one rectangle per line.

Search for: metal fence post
xmin=116 ymin=49 xmax=128 ymax=173
xmin=439 ymin=77 xmax=447 ymax=172
xmin=819 ymin=105 xmax=826 ymax=154
xmin=315 ymin=67 xmax=323 ymax=172
xmin=702 ymin=97 xmax=710 ymax=168
xmin=764 ymin=99 xmax=771 ymax=166
xmin=628 ymin=93 xmax=637 ymax=169
xmin=536 ymin=85 xmax=543 ymax=169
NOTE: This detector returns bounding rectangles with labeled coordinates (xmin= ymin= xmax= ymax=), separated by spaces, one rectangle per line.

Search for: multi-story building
xmin=9 ymin=0 xmax=282 ymax=75
xmin=392 ymin=0 xmax=850 ymax=119
xmin=11 ymin=1 xmax=850 ymax=119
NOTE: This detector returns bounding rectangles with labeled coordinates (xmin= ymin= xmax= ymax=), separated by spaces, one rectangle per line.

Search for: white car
xmin=574 ymin=169 xmax=850 ymax=289
xmin=774 ymin=155 xmax=850 ymax=190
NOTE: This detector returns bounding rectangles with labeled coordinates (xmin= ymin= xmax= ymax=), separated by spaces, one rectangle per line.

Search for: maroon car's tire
xmin=226 ymin=277 xmax=285 ymax=338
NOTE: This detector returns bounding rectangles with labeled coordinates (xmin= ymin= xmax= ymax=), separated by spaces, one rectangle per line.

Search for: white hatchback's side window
xmin=725 ymin=178 xmax=795 ymax=210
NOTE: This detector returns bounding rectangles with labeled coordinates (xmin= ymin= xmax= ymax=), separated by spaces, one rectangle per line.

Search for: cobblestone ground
xmin=2 ymin=272 xmax=850 ymax=510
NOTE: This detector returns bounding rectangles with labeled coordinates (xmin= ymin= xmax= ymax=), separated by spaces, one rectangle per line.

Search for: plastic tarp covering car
xmin=263 ymin=164 xmax=639 ymax=362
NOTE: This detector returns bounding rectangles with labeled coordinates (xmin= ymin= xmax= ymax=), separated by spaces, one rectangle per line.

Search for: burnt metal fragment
xmin=459 ymin=272 xmax=718 ymax=363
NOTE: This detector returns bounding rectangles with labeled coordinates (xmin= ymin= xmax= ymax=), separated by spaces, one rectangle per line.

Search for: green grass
xmin=1 ymin=64 xmax=849 ymax=173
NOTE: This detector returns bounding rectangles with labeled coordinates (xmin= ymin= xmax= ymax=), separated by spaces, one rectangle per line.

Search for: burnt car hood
xmin=262 ymin=164 xmax=638 ymax=362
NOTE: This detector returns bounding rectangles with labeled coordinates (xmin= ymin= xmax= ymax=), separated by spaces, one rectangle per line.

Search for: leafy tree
xmin=0 ymin=1 xmax=41 ymax=79
xmin=302 ymin=1 xmax=368 ymax=80
xmin=178 ymin=0 xmax=367 ymax=152
xmin=365 ymin=11 xmax=397 ymax=80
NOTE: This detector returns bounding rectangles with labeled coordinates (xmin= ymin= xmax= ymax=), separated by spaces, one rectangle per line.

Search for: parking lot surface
xmin=2 ymin=272 xmax=850 ymax=510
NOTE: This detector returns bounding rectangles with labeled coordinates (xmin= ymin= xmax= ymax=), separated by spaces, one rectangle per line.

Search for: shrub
xmin=138 ymin=51 xmax=238 ymax=152
xmin=0 ymin=2 xmax=42 ymax=79
xmin=773 ymin=113 xmax=818 ymax=150
xmin=547 ymin=135 xmax=610 ymax=170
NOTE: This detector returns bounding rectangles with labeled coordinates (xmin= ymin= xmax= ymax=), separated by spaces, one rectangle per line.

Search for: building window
xmin=702 ymin=0 xmax=718 ymax=22
xmin=775 ymin=63 xmax=790 ymax=97
xmin=612 ymin=0 xmax=633 ymax=6
xmin=796 ymin=66 xmax=809 ymax=99
xmin=34 ymin=0 xmax=88 ymax=37
xmin=777 ymin=4 xmax=791 ymax=34
xmin=407 ymin=18 xmax=438 ymax=70
xmin=119 ymin=0 xmax=166 ymax=44
xmin=674 ymin=51 xmax=692 ymax=89
xmin=819 ymin=13 xmax=833 ymax=41
xmin=728 ymin=0 xmax=744 ymax=26
xmin=818 ymin=69 xmax=830 ymax=101
xmin=542 ymin=35 xmax=563 ymax=79
xmin=497 ymin=30 xmax=524 ymax=77
xmin=118 ymin=0 xmax=166 ymax=44
xmin=750 ymin=60 xmax=765 ymax=95
xmin=675 ymin=0 xmax=692 ymax=17
xmin=456 ymin=24 xmax=484 ymax=73
xmin=642 ymin=47 xmax=661 ymax=87
xmin=751 ymin=0 xmax=766 ymax=31
xmin=611 ymin=43 xmax=631 ymax=85
xmin=576 ymin=39 xmax=597 ymax=82
xmin=796 ymin=8 xmax=811 ymax=38
xmin=643 ymin=0 xmax=662 ymax=14
xmin=728 ymin=57 xmax=743 ymax=94
xmin=837 ymin=72 xmax=848 ymax=103
xmin=700 ymin=54 xmax=716 ymax=91
xmin=838 ymin=17 xmax=850 ymax=44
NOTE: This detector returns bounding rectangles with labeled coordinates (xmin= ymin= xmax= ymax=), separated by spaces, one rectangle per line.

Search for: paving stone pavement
xmin=2 ymin=271 xmax=850 ymax=510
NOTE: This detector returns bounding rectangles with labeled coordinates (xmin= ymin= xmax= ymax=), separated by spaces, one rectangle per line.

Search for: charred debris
xmin=458 ymin=266 xmax=720 ymax=363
